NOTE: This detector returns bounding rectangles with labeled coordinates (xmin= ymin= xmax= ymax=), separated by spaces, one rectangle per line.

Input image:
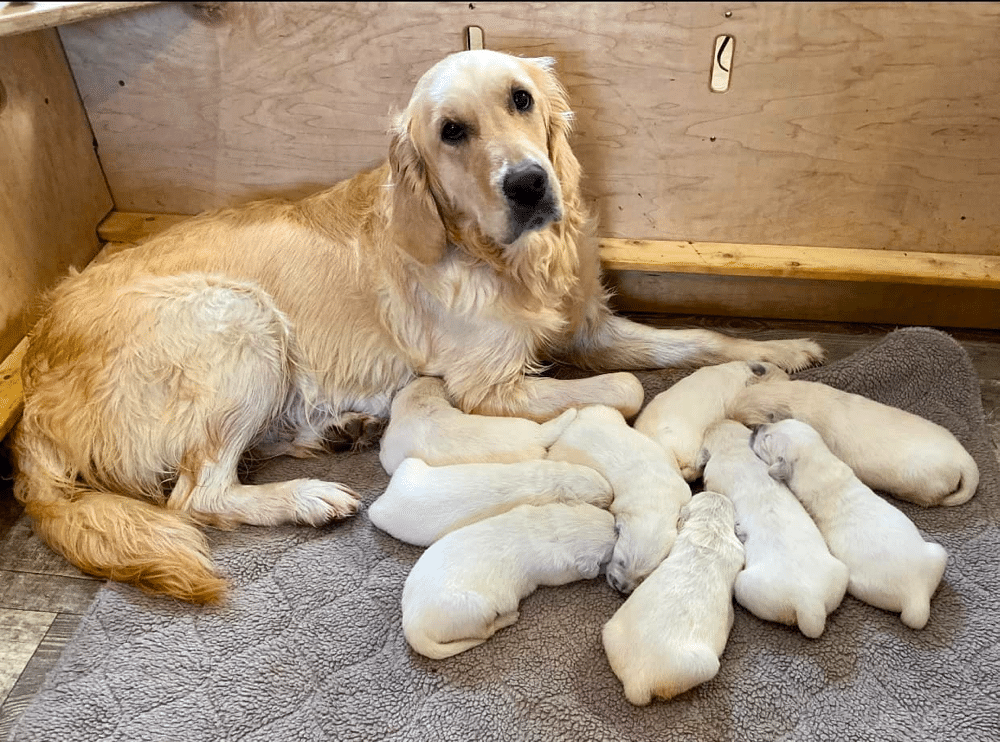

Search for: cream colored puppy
xmin=379 ymin=376 xmax=612 ymax=473
xmin=369 ymin=457 xmax=612 ymax=546
xmin=401 ymin=502 xmax=616 ymax=659
xmin=547 ymin=404 xmax=692 ymax=594
xmin=602 ymin=491 xmax=744 ymax=705
xmin=751 ymin=419 xmax=949 ymax=630
xmin=635 ymin=361 xmax=788 ymax=481
xmin=699 ymin=420 xmax=848 ymax=638
xmin=729 ymin=379 xmax=979 ymax=507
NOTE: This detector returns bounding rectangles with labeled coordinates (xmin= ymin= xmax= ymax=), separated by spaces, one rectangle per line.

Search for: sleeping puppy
xmin=547 ymin=404 xmax=692 ymax=594
xmin=728 ymin=379 xmax=979 ymax=507
xmin=369 ymin=457 xmax=612 ymax=546
xmin=699 ymin=420 xmax=849 ymax=638
xmin=401 ymin=502 xmax=616 ymax=659
xmin=379 ymin=376 xmax=621 ymax=474
xmin=634 ymin=361 xmax=788 ymax=481
xmin=750 ymin=419 xmax=949 ymax=630
xmin=602 ymin=491 xmax=744 ymax=705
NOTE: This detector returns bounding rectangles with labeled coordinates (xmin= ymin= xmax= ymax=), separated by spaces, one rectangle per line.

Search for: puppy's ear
xmin=387 ymin=119 xmax=448 ymax=265
xmin=676 ymin=502 xmax=691 ymax=531
xmin=532 ymin=57 xmax=581 ymax=203
xmin=767 ymin=456 xmax=792 ymax=484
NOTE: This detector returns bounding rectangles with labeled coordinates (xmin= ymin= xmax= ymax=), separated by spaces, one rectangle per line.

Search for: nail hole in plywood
xmin=711 ymin=35 xmax=734 ymax=93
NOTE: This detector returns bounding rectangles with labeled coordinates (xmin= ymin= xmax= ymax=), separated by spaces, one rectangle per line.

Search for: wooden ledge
xmin=601 ymin=239 xmax=1000 ymax=291
xmin=0 ymin=2 xmax=161 ymax=38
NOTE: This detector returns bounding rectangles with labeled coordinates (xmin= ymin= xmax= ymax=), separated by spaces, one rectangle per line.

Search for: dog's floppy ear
xmin=767 ymin=456 xmax=792 ymax=484
xmin=387 ymin=118 xmax=448 ymax=265
xmin=531 ymin=57 xmax=581 ymax=202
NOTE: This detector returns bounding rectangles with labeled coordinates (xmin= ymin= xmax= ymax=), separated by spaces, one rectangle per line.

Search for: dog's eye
xmin=512 ymin=89 xmax=533 ymax=112
xmin=440 ymin=120 xmax=467 ymax=144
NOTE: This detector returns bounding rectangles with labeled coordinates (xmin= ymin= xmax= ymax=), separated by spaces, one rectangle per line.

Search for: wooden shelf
xmin=601 ymin=238 xmax=1000 ymax=291
xmin=0 ymin=2 xmax=159 ymax=37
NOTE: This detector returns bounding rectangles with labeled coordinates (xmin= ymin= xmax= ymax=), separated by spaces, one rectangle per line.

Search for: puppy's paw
xmin=293 ymin=480 xmax=361 ymax=525
xmin=754 ymin=338 xmax=826 ymax=373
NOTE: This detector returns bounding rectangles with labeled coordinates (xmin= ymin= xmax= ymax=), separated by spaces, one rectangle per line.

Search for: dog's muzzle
xmin=502 ymin=162 xmax=560 ymax=242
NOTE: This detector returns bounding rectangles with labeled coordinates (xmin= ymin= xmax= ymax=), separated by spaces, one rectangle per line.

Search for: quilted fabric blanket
xmin=8 ymin=327 xmax=1000 ymax=741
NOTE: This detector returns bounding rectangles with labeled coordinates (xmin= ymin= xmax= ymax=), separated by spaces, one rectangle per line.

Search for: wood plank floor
xmin=0 ymin=313 xmax=998 ymax=738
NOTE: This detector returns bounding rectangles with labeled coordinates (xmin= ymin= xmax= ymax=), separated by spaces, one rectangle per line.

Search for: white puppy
xmin=401 ymin=502 xmax=616 ymax=659
xmin=751 ymin=419 xmax=949 ymax=630
xmin=729 ymin=379 xmax=979 ymax=507
xmin=369 ymin=457 xmax=612 ymax=546
xmin=635 ymin=361 xmax=788 ymax=481
xmin=379 ymin=376 xmax=581 ymax=474
xmin=699 ymin=420 xmax=848 ymax=638
xmin=547 ymin=404 xmax=692 ymax=594
xmin=602 ymin=491 xmax=744 ymax=705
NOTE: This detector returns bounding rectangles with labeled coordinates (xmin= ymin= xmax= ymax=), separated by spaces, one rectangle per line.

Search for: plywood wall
xmin=0 ymin=28 xmax=113 ymax=361
xmin=58 ymin=1 xmax=1000 ymax=256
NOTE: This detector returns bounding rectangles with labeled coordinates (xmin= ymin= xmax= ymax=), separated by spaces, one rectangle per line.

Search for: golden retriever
xmin=13 ymin=50 xmax=823 ymax=603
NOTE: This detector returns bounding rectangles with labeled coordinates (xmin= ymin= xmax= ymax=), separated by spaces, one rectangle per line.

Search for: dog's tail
xmin=13 ymin=430 xmax=227 ymax=604
xmin=940 ymin=454 xmax=980 ymax=506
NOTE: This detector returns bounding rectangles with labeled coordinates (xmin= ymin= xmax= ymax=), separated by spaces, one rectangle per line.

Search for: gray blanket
xmin=9 ymin=327 xmax=1000 ymax=741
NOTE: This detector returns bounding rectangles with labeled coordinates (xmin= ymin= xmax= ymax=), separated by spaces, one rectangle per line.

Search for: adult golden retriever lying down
xmin=13 ymin=50 xmax=823 ymax=603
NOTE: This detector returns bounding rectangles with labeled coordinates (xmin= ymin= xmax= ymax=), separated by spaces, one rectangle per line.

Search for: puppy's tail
xmin=403 ymin=630 xmax=487 ymax=660
xmin=940 ymin=455 xmax=980 ymax=506
xmin=13 ymin=430 xmax=227 ymax=604
xmin=795 ymin=602 xmax=829 ymax=639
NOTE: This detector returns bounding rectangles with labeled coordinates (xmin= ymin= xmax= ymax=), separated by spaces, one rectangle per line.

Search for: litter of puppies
xmin=370 ymin=364 xmax=975 ymax=704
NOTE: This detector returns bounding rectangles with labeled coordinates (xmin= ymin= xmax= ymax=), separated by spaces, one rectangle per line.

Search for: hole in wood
xmin=711 ymin=35 xmax=734 ymax=93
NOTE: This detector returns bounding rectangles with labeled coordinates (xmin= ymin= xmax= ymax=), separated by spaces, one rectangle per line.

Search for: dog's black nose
xmin=502 ymin=163 xmax=548 ymax=207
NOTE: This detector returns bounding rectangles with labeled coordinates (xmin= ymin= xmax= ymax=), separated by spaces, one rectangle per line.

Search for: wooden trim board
xmin=0 ymin=337 xmax=25 ymax=442
xmin=0 ymin=2 xmax=160 ymax=38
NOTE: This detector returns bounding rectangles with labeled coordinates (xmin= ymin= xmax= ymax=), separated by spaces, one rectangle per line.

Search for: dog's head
xmin=748 ymin=418 xmax=823 ymax=483
xmin=387 ymin=50 xmax=580 ymax=264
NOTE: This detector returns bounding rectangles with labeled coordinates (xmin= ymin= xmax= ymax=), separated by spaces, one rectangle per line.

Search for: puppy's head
xmin=745 ymin=361 xmax=790 ymax=384
xmin=694 ymin=419 xmax=753 ymax=477
xmin=387 ymin=50 xmax=579 ymax=264
xmin=748 ymin=418 xmax=823 ymax=484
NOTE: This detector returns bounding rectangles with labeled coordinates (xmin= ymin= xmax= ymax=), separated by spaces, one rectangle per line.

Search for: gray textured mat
xmin=10 ymin=327 xmax=1000 ymax=741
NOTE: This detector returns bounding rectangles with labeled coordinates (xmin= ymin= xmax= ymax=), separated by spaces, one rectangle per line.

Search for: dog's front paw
xmin=756 ymin=339 xmax=826 ymax=373
xmin=292 ymin=480 xmax=361 ymax=525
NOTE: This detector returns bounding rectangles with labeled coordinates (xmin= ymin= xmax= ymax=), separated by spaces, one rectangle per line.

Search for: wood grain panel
xmin=57 ymin=2 xmax=1000 ymax=255
xmin=0 ymin=29 xmax=113 ymax=361
xmin=607 ymin=270 xmax=1000 ymax=330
